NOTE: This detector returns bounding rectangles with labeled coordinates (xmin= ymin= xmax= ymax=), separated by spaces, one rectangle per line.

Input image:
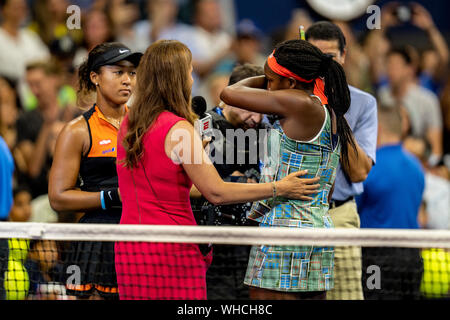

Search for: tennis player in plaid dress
xmin=244 ymin=109 xmax=340 ymax=292
xmin=220 ymin=39 xmax=357 ymax=299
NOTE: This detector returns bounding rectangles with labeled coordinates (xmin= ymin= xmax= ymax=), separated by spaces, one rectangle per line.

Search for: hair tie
xmin=319 ymin=54 xmax=333 ymax=76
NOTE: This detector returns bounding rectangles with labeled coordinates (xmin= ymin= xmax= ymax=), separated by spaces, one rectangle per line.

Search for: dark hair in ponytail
xmin=273 ymin=39 xmax=356 ymax=168
xmin=77 ymin=42 xmax=127 ymax=107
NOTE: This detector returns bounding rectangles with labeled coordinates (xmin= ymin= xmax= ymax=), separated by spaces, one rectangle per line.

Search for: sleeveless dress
xmin=115 ymin=111 xmax=212 ymax=300
xmin=244 ymin=101 xmax=340 ymax=292
xmin=65 ymin=104 xmax=122 ymax=299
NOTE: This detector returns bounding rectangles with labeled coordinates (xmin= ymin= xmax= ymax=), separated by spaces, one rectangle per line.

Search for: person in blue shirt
xmin=0 ymin=135 xmax=14 ymax=300
xmin=306 ymin=21 xmax=378 ymax=300
xmin=356 ymin=105 xmax=425 ymax=300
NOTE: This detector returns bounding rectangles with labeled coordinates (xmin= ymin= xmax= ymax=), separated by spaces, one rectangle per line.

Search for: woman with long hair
xmin=49 ymin=42 xmax=141 ymax=299
xmin=220 ymin=39 xmax=357 ymax=300
xmin=114 ymin=40 xmax=318 ymax=300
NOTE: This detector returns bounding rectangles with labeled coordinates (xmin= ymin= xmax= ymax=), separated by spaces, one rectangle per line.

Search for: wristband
xmin=100 ymin=191 xmax=106 ymax=210
xmin=101 ymin=188 xmax=122 ymax=210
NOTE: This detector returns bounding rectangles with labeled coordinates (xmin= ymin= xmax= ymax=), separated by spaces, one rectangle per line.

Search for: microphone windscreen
xmin=192 ymin=96 xmax=207 ymax=116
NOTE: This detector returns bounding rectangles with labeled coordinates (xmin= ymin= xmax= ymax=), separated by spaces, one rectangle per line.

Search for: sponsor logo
xmin=99 ymin=140 xmax=112 ymax=146
xmin=102 ymin=147 xmax=116 ymax=155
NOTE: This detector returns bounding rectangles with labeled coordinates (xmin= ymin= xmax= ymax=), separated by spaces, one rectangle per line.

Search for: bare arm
xmin=340 ymin=97 xmax=377 ymax=182
xmin=411 ymin=3 xmax=449 ymax=76
xmin=166 ymin=121 xmax=320 ymax=205
xmin=426 ymin=127 xmax=443 ymax=161
xmin=220 ymin=76 xmax=312 ymax=117
xmin=48 ymin=118 xmax=102 ymax=212
xmin=341 ymin=140 xmax=373 ymax=182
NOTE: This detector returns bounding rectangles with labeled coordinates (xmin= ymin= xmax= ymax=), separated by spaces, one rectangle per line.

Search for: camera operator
xmin=192 ymin=63 xmax=266 ymax=299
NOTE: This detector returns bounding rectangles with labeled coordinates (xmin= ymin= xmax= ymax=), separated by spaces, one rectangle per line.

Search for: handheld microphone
xmin=192 ymin=96 xmax=213 ymax=139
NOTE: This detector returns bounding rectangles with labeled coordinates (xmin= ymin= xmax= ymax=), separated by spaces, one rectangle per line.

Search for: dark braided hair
xmin=273 ymin=39 xmax=356 ymax=168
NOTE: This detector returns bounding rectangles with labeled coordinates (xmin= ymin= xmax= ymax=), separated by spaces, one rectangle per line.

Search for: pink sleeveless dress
xmin=115 ymin=111 xmax=211 ymax=300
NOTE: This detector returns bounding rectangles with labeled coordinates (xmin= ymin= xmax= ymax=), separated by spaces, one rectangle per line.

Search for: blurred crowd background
xmin=0 ymin=0 xmax=449 ymax=229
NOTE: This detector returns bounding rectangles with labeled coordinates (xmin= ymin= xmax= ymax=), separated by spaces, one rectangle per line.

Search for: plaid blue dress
xmin=244 ymin=103 xmax=340 ymax=292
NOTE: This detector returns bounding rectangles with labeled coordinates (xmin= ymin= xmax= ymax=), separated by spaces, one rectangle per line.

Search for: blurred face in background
xmin=149 ymin=0 xmax=178 ymax=22
xmin=195 ymin=0 xmax=222 ymax=32
xmin=10 ymin=190 xmax=32 ymax=222
xmin=47 ymin=0 xmax=69 ymax=23
xmin=235 ymin=36 xmax=261 ymax=65
xmin=26 ymin=68 xmax=59 ymax=108
xmin=2 ymin=0 xmax=28 ymax=26
xmin=0 ymin=78 xmax=17 ymax=128
xmin=421 ymin=49 xmax=439 ymax=74
xmin=83 ymin=10 xmax=112 ymax=49
xmin=387 ymin=53 xmax=414 ymax=88
xmin=307 ymin=39 xmax=346 ymax=66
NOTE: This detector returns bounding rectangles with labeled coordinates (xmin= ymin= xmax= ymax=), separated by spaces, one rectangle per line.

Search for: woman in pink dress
xmin=114 ymin=40 xmax=320 ymax=300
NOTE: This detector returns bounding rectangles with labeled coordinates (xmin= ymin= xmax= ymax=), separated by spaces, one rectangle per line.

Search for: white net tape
xmin=1 ymin=222 xmax=449 ymax=248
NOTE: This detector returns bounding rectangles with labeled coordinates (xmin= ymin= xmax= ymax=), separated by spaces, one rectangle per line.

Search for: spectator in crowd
xmin=107 ymin=0 xmax=140 ymax=47
xmin=306 ymin=21 xmax=378 ymax=301
xmin=49 ymin=42 xmax=142 ymax=299
xmin=73 ymin=8 xmax=115 ymax=69
xmin=270 ymin=8 xmax=314 ymax=49
xmin=233 ymin=20 xmax=266 ymax=67
xmin=412 ymin=3 xmax=448 ymax=94
xmin=204 ymin=19 xmax=266 ymax=105
xmin=121 ymin=0 xmax=197 ymax=54
xmin=216 ymin=19 xmax=266 ymax=74
xmin=366 ymin=2 xmax=449 ymax=93
xmin=439 ymin=78 xmax=450 ymax=159
xmin=29 ymin=120 xmax=64 ymax=224
xmin=403 ymin=136 xmax=450 ymax=230
xmin=9 ymin=186 xmax=32 ymax=223
xmin=0 ymin=113 xmax=14 ymax=222
xmin=0 ymin=77 xmax=18 ymax=150
xmin=357 ymin=105 xmax=425 ymax=299
xmin=0 ymin=0 xmax=50 ymax=106
xmin=378 ymin=46 xmax=443 ymax=166
xmin=190 ymin=0 xmax=232 ymax=79
xmin=332 ymin=21 xmax=373 ymax=94
xmin=7 ymin=187 xmax=67 ymax=300
xmin=15 ymin=62 xmax=75 ymax=199
xmin=24 ymin=240 xmax=68 ymax=300
xmin=29 ymin=0 xmax=83 ymax=47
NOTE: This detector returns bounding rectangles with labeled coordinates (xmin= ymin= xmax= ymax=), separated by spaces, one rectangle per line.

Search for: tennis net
xmin=0 ymin=222 xmax=449 ymax=300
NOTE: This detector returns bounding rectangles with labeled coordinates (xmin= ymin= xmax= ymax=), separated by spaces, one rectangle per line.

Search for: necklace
xmin=106 ymin=116 xmax=122 ymax=128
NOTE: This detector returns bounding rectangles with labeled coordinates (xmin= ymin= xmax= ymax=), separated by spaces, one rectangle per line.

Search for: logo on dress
xmin=99 ymin=140 xmax=112 ymax=146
